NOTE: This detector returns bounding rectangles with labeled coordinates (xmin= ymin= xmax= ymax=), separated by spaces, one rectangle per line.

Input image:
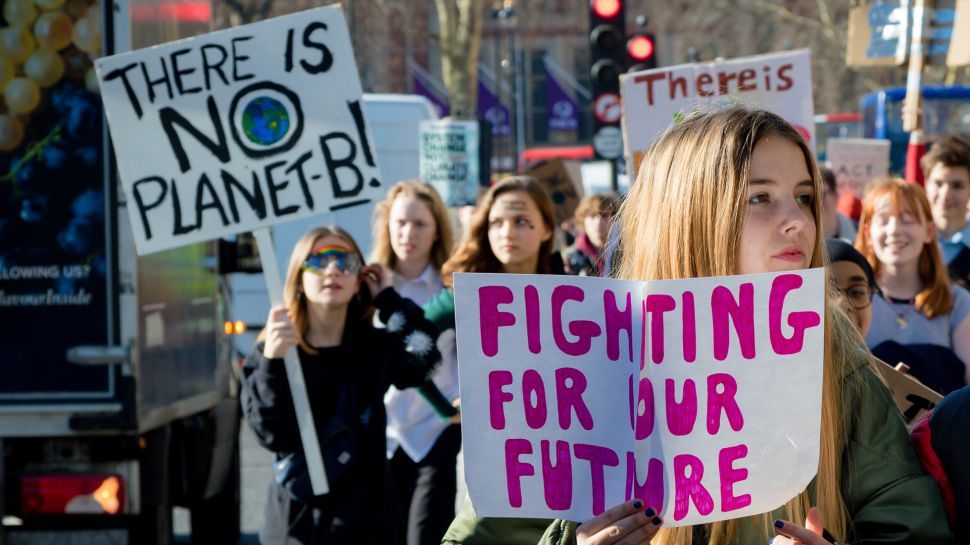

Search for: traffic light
xmin=589 ymin=0 xmax=626 ymax=161
xmin=627 ymin=32 xmax=656 ymax=73
xmin=589 ymin=0 xmax=625 ymax=94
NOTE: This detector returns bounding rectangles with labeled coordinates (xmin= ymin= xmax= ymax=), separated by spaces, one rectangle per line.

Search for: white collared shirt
xmin=391 ymin=264 xmax=442 ymax=307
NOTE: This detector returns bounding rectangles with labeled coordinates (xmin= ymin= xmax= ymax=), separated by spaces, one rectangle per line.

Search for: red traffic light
xmin=591 ymin=0 xmax=621 ymax=19
xmin=627 ymin=34 xmax=654 ymax=61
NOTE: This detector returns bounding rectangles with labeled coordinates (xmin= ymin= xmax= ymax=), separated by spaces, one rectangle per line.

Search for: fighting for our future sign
xmin=95 ymin=6 xmax=381 ymax=254
xmin=455 ymin=270 xmax=825 ymax=525
xmin=620 ymin=50 xmax=814 ymax=180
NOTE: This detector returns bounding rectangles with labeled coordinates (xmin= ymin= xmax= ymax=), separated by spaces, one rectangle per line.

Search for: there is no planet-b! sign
xmin=95 ymin=5 xmax=382 ymax=255
xmin=454 ymin=269 xmax=825 ymax=525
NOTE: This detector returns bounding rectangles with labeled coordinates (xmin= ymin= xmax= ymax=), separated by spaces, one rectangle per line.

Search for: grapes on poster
xmin=33 ymin=11 xmax=73 ymax=51
xmin=0 ymin=0 xmax=103 ymax=269
xmin=0 ymin=113 xmax=23 ymax=150
xmin=57 ymin=216 xmax=94 ymax=254
xmin=70 ymin=188 xmax=101 ymax=221
xmin=25 ymin=48 xmax=66 ymax=87
xmin=19 ymin=192 xmax=48 ymax=223
xmin=0 ymin=26 xmax=36 ymax=63
xmin=73 ymin=144 xmax=98 ymax=168
xmin=5 ymin=77 xmax=41 ymax=113
xmin=3 ymin=0 xmax=36 ymax=28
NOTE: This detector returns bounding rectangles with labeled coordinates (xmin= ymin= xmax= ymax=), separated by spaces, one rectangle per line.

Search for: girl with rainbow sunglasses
xmin=241 ymin=225 xmax=444 ymax=545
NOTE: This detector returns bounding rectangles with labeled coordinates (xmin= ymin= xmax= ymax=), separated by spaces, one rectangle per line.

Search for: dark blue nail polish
xmin=633 ymin=500 xmax=642 ymax=509
xmin=774 ymin=520 xmax=784 ymax=529
xmin=644 ymin=507 xmax=655 ymax=517
xmin=652 ymin=516 xmax=662 ymax=525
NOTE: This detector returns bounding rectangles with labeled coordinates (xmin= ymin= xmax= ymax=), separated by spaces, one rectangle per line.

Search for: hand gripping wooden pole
xmin=254 ymin=227 xmax=329 ymax=495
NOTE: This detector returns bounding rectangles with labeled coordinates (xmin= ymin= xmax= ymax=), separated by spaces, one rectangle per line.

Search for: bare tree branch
xmin=374 ymin=0 xmax=393 ymax=18
xmin=434 ymin=0 xmax=458 ymax=49
xmin=816 ymin=0 xmax=834 ymax=30
xmin=434 ymin=0 xmax=484 ymax=118
xmin=745 ymin=0 xmax=837 ymax=40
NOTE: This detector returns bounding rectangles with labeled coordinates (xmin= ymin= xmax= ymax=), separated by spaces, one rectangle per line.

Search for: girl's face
xmin=830 ymin=260 xmax=873 ymax=336
xmin=738 ymin=135 xmax=817 ymax=275
xmin=583 ymin=209 xmax=612 ymax=249
xmin=487 ymin=190 xmax=551 ymax=270
xmin=300 ymin=235 xmax=361 ymax=307
xmin=925 ymin=164 xmax=970 ymax=228
xmin=867 ymin=195 xmax=934 ymax=268
xmin=389 ymin=195 xmax=438 ymax=270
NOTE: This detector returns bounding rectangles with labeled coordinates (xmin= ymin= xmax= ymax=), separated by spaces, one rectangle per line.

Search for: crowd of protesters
xmin=239 ymin=108 xmax=970 ymax=545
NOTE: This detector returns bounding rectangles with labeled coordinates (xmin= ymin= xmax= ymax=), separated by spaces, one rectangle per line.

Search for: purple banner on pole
xmin=545 ymin=63 xmax=579 ymax=132
xmin=477 ymin=77 xmax=511 ymax=137
xmin=412 ymin=71 xmax=450 ymax=118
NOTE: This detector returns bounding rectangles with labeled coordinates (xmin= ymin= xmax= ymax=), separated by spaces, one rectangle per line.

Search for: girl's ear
xmin=541 ymin=222 xmax=553 ymax=242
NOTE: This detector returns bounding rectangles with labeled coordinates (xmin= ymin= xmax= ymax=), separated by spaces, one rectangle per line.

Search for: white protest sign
xmin=620 ymin=50 xmax=814 ymax=180
xmin=419 ymin=120 xmax=480 ymax=206
xmin=455 ymin=269 xmax=825 ymax=525
xmin=95 ymin=6 xmax=383 ymax=255
xmin=826 ymin=138 xmax=891 ymax=199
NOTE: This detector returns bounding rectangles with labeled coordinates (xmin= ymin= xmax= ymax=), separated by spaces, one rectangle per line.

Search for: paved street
xmin=237 ymin=422 xmax=274 ymax=544
xmin=175 ymin=421 xmax=466 ymax=545
xmin=175 ymin=423 xmax=272 ymax=545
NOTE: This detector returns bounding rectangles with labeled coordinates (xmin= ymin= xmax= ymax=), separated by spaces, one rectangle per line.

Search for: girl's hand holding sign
xmin=263 ymin=305 xmax=297 ymax=359
xmin=773 ymin=507 xmax=831 ymax=545
xmin=577 ymin=499 xmax=663 ymax=545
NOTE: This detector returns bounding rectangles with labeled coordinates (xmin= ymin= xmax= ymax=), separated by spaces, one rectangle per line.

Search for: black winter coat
xmin=948 ymin=246 xmax=970 ymax=289
xmin=241 ymin=288 xmax=442 ymax=545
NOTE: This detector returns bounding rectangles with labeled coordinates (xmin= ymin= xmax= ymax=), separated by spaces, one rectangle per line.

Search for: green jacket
xmin=424 ymin=287 xmax=456 ymax=332
xmin=443 ymin=353 xmax=955 ymax=545
xmin=411 ymin=288 xmax=459 ymax=419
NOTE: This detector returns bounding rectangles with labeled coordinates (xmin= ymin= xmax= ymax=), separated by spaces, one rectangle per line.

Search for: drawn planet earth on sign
xmin=242 ymin=96 xmax=290 ymax=146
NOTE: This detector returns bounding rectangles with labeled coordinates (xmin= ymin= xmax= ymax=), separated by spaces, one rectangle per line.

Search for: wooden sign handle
xmin=254 ymin=227 xmax=330 ymax=496
xmin=903 ymin=0 xmax=929 ymax=133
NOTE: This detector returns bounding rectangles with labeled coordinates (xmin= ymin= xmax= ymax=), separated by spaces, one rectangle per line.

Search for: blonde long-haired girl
xmin=371 ymin=180 xmax=454 ymax=279
xmin=241 ymin=226 xmax=445 ymax=545
xmin=371 ymin=181 xmax=462 ymax=545
xmin=441 ymin=108 xmax=953 ymax=545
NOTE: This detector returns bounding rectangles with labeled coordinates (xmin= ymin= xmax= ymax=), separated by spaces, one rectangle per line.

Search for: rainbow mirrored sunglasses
xmin=303 ymin=245 xmax=362 ymax=275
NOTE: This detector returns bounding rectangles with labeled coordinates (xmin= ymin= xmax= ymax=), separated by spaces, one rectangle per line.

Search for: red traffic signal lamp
xmin=627 ymin=32 xmax=657 ymax=72
xmin=628 ymin=34 xmax=654 ymax=62
xmin=589 ymin=0 xmax=626 ymax=94
xmin=591 ymin=0 xmax=621 ymax=18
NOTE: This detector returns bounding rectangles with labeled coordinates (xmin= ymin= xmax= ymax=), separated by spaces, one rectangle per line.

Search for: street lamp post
xmin=513 ymin=21 xmax=526 ymax=164
xmin=496 ymin=4 xmax=525 ymax=171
